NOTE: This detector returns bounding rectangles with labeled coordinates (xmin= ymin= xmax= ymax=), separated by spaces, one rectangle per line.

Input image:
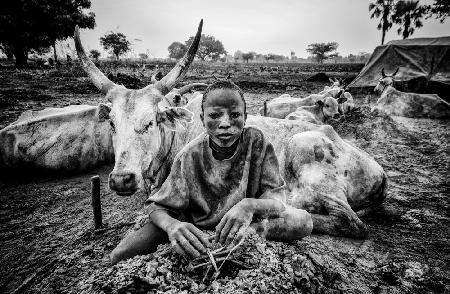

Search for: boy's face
xmin=201 ymin=88 xmax=246 ymax=147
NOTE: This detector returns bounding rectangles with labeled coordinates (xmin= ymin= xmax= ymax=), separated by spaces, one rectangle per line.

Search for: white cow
xmin=261 ymin=88 xmax=344 ymax=119
xmin=373 ymin=68 xmax=450 ymax=118
xmin=0 ymin=104 xmax=114 ymax=171
xmin=319 ymin=77 xmax=343 ymax=94
xmin=74 ymin=20 xmax=387 ymax=238
xmin=285 ymin=96 xmax=347 ymax=123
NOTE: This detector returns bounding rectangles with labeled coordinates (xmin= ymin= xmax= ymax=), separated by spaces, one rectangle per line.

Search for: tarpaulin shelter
xmin=348 ymin=37 xmax=450 ymax=101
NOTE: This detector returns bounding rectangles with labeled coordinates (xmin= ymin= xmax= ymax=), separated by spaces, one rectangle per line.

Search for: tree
xmin=392 ymin=0 xmax=426 ymax=39
xmin=425 ymin=0 xmax=449 ymax=23
xmin=233 ymin=50 xmax=243 ymax=62
xmin=0 ymin=0 xmax=95 ymax=67
xmin=306 ymin=42 xmax=339 ymax=64
xmin=139 ymin=53 xmax=148 ymax=60
xmin=369 ymin=0 xmax=395 ymax=45
xmin=100 ymin=32 xmax=131 ymax=60
xmin=168 ymin=41 xmax=187 ymax=59
xmin=185 ymin=34 xmax=227 ymax=61
xmin=242 ymin=52 xmax=255 ymax=63
xmin=89 ymin=49 xmax=100 ymax=61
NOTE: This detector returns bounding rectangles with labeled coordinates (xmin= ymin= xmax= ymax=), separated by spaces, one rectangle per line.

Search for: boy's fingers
xmin=234 ymin=227 xmax=247 ymax=245
xmin=171 ymin=240 xmax=187 ymax=257
xmin=215 ymin=217 xmax=227 ymax=242
xmin=178 ymin=236 xmax=201 ymax=258
xmin=226 ymin=223 xmax=240 ymax=245
xmin=184 ymin=230 xmax=207 ymax=254
xmin=190 ymin=226 xmax=211 ymax=248
xmin=219 ymin=219 xmax=234 ymax=244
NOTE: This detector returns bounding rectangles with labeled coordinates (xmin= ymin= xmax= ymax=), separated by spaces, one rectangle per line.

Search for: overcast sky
xmin=79 ymin=0 xmax=450 ymax=58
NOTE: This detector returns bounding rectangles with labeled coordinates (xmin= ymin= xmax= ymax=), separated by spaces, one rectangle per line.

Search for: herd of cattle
xmin=1 ymin=21 xmax=449 ymax=239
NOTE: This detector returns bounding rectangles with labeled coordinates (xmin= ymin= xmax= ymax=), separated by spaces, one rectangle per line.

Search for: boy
xmin=111 ymin=80 xmax=312 ymax=264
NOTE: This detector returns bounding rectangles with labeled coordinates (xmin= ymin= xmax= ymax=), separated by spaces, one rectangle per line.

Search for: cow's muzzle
xmin=333 ymin=113 xmax=341 ymax=119
xmin=109 ymin=172 xmax=138 ymax=196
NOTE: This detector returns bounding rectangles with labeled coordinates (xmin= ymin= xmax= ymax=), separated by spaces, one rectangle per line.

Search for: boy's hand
xmin=166 ymin=221 xmax=210 ymax=258
xmin=216 ymin=200 xmax=254 ymax=245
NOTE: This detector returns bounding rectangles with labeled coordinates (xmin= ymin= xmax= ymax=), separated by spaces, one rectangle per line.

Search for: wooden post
xmin=263 ymin=100 xmax=267 ymax=116
xmin=91 ymin=175 xmax=102 ymax=229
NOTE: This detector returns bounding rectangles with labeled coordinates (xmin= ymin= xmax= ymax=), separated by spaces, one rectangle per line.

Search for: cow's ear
xmin=157 ymin=106 xmax=194 ymax=131
xmin=97 ymin=103 xmax=111 ymax=122
xmin=338 ymin=97 xmax=347 ymax=104
xmin=316 ymin=100 xmax=324 ymax=106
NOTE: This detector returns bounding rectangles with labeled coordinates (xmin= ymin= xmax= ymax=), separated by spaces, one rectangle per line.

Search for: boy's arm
xmin=150 ymin=209 xmax=210 ymax=258
xmin=215 ymin=197 xmax=286 ymax=244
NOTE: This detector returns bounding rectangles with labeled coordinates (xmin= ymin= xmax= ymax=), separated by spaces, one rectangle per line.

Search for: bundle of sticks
xmin=186 ymin=238 xmax=252 ymax=282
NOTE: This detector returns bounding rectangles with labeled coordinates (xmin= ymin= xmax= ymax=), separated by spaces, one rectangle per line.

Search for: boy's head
xmin=200 ymin=80 xmax=247 ymax=147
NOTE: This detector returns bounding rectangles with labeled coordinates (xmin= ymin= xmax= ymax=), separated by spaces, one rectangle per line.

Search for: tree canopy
xmin=89 ymin=49 xmax=100 ymax=61
xmin=369 ymin=0 xmax=395 ymax=45
xmin=392 ymin=1 xmax=426 ymax=39
xmin=100 ymin=32 xmax=131 ymax=60
xmin=179 ymin=34 xmax=227 ymax=61
xmin=306 ymin=42 xmax=339 ymax=63
xmin=0 ymin=0 xmax=95 ymax=67
xmin=242 ymin=52 xmax=255 ymax=63
xmin=168 ymin=41 xmax=187 ymax=59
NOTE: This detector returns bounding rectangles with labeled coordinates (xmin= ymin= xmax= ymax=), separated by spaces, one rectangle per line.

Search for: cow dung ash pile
xmin=330 ymin=106 xmax=406 ymax=142
xmin=88 ymin=232 xmax=348 ymax=294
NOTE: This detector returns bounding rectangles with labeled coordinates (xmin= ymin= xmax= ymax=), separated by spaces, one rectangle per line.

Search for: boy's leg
xmin=110 ymin=221 xmax=169 ymax=265
xmin=251 ymin=206 xmax=313 ymax=242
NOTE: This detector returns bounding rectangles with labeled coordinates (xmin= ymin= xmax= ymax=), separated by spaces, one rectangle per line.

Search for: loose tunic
xmin=145 ymin=126 xmax=286 ymax=229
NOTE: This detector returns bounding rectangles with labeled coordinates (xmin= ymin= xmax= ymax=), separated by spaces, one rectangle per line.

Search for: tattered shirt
xmin=145 ymin=126 xmax=287 ymax=229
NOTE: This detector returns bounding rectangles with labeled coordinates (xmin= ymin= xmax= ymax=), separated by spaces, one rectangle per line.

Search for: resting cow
xmin=261 ymin=88 xmax=344 ymax=119
xmin=373 ymin=68 xmax=450 ymax=118
xmin=286 ymin=96 xmax=347 ymax=124
xmin=319 ymin=77 xmax=342 ymax=94
xmin=75 ymin=21 xmax=387 ymax=238
xmin=0 ymin=104 xmax=114 ymax=171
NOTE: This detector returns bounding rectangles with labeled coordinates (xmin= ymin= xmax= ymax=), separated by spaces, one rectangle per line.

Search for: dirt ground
xmin=0 ymin=62 xmax=449 ymax=294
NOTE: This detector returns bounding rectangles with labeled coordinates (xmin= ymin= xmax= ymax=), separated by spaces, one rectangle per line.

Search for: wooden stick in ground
xmin=91 ymin=175 xmax=102 ymax=229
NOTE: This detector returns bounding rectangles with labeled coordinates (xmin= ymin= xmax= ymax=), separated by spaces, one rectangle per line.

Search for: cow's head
xmin=317 ymin=95 xmax=347 ymax=120
xmin=374 ymin=67 xmax=399 ymax=95
xmin=328 ymin=77 xmax=342 ymax=88
xmin=74 ymin=20 xmax=203 ymax=196
xmin=165 ymin=83 xmax=208 ymax=107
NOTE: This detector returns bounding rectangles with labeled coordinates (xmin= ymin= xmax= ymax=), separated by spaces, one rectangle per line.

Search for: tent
xmin=348 ymin=37 xmax=450 ymax=101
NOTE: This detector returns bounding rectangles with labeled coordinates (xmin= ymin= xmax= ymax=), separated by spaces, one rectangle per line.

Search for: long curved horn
xmin=153 ymin=19 xmax=203 ymax=95
xmin=178 ymin=83 xmax=208 ymax=95
xmin=74 ymin=26 xmax=119 ymax=94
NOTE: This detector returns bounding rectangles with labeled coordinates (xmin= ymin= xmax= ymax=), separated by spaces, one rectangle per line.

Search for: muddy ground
xmin=0 ymin=62 xmax=449 ymax=294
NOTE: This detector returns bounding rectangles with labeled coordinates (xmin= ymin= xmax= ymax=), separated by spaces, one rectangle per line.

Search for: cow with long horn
xmin=75 ymin=20 xmax=203 ymax=196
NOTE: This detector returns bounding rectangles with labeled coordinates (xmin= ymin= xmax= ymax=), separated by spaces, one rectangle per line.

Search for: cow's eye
xmin=109 ymin=120 xmax=116 ymax=132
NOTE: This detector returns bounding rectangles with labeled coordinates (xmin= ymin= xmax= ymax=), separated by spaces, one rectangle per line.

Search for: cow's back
xmin=283 ymin=125 xmax=386 ymax=212
xmin=0 ymin=105 xmax=114 ymax=172
xmin=375 ymin=87 xmax=450 ymax=118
